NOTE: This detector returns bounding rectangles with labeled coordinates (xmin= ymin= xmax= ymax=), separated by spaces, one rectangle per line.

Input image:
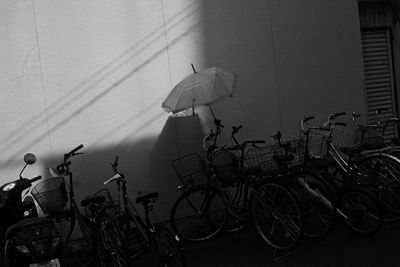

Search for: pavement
xmin=62 ymin=219 xmax=400 ymax=267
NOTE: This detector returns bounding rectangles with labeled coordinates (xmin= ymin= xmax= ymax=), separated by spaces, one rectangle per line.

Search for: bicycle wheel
xmin=155 ymin=223 xmax=187 ymax=267
xmin=252 ymin=181 xmax=303 ymax=250
xmin=340 ymin=187 xmax=382 ymax=236
xmin=118 ymin=212 xmax=146 ymax=259
xmin=48 ymin=208 xmax=76 ymax=244
xmin=170 ymin=185 xmax=228 ymax=242
xmin=286 ymin=171 xmax=336 ymax=238
xmin=98 ymin=214 xmax=129 ymax=267
xmin=219 ymin=182 xmax=247 ymax=232
xmin=357 ymin=154 xmax=400 ymax=222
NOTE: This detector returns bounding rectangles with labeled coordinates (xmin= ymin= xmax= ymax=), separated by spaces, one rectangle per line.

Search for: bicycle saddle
xmin=136 ymin=192 xmax=159 ymax=204
xmin=81 ymin=195 xmax=106 ymax=207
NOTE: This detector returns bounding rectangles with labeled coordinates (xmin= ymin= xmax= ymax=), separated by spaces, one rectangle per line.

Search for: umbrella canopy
xmin=162 ymin=67 xmax=238 ymax=115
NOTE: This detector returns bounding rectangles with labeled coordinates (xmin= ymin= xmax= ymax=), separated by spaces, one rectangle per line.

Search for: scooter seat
xmin=5 ymin=217 xmax=54 ymax=240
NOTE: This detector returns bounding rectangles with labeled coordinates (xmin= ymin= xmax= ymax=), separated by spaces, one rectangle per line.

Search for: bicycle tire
xmin=47 ymin=208 xmax=76 ymax=245
xmin=356 ymin=154 xmax=400 ymax=222
xmin=219 ymin=183 xmax=247 ymax=232
xmin=155 ymin=223 xmax=187 ymax=267
xmin=117 ymin=212 xmax=146 ymax=259
xmin=252 ymin=180 xmax=303 ymax=250
xmin=98 ymin=214 xmax=129 ymax=267
xmin=170 ymin=184 xmax=228 ymax=242
xmin=340 ymin=187 xmax=382 ymax=236
xmin=286 ymin=170 xmax=337 ymax=238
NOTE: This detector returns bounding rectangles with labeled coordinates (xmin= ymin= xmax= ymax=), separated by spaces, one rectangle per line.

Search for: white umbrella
xmin=162 ymin=65 xmax=238 ymax=118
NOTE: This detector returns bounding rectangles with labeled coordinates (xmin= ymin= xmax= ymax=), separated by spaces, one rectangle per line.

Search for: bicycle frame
xmin=203 ymin=125 xmax=266 ymax=221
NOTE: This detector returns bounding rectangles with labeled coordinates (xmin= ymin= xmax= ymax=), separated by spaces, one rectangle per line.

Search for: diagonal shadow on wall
xmin=0 ymin=1 xmax=204 ymax=155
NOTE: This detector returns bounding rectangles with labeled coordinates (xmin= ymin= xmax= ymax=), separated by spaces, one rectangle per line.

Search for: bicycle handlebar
xmin=301 ymin=115 xmax=340 ymax=134
xmin=64 ymin=144 xmax=84 ymax=160
xmin=300 ymin=115 xmax=315 ymax=132
xmin=232 ymin=125 xmax=243 ymax=134
xmin=29 ymin=175 xmax=42 ymax=183
xmin=243 ymin=140 xmax=265 ymax=146
xmin=111 ymin=156 xmax=120 ymax=174
xmin=70 ymin=144 xmax=83 ymax=154
xmin=214 ymin=118 xmax=224 ymax=128
xmin=333 ymin=112 xmax=346 ymax=117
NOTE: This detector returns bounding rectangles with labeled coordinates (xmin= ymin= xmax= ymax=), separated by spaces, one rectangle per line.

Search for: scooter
xmin=0 ymin=153 xmax=62 ymax=267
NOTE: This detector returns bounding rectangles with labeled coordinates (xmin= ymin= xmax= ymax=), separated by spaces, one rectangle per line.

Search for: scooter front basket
xmin=31 ymin=177 xmax=68 ymax=215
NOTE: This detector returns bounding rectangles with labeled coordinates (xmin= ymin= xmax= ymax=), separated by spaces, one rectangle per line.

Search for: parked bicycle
xmin=170 ymin=121 xmax=303 ymax=250
xmin=31 ymin=145 xmax=103 ymax=266
xmin=342 ymin=111 xmax=400 ymax=222
xmin=300 ymin=114 xmax=383 ymax=235
xmin=267 ymin=131 xmax=337 ymax=238
xmin=92 ymin=156 xmax=186 ymax=266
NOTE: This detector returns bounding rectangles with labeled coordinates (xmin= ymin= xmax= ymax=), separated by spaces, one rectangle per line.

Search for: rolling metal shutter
xmin=361 ymin=28 xmax=397 ymax=140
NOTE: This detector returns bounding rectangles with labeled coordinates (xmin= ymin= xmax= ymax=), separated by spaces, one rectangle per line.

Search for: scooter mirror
xmin=24 ymin=153 xmax=36 ymax=165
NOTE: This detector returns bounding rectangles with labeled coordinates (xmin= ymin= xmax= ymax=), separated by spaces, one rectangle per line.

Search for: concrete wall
xmin=0 ymin=0 xmax=366 ymax=219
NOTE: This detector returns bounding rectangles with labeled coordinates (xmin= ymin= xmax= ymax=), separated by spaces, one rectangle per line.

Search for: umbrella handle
xmin=192 ymin=98 xmax=195 ymax=116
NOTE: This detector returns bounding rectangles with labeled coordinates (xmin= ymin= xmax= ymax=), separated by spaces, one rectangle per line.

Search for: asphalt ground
xmin=62 ymin=218 xmax=400 ymax=266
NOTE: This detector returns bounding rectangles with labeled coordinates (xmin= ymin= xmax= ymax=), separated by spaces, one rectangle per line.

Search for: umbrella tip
xmin=191 ymin=63 xmax=196 ymax=73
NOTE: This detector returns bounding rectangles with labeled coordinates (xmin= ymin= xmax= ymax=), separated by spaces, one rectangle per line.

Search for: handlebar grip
xmin=214 ymin=119 xmax=224 ymax=128
xmin=317 ymin=126 xmax=331 ymax=131
xmin=226 ymin=145 xmax=243 ymax=151
xmin=243 ymin=140 xmax=266 ymax=146
xmin=334 ymin=112 xmax=346 ymax=117
xmin=70 ymin=144 xmax=84 ymax=155
xmin=352 ymin=112 xmax=361 ymax=118
xmin=336 ymin=122 xmax=347 ymax=127
xmin=114 ymin=156 xmax=119 ymax=166
xmin=30 ymin=175 xmax=42 ymax=183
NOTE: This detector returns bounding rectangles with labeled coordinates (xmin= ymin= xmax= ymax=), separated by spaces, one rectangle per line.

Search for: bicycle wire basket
xmin=244 ymin=145 xmax=272 ymax=174
xmin=244 ymin=137 xmax=306 ymax=173
xmin=307 ymin=129 xmax=330 ymax=158
xmin=210 ymin=149 xmax=242 ymax=184
xmin=88 ymin=188 xmax=121 ymax=217
xmin=31 ymin=177 xmax=68 ymax=215
xmin=352 ymin=124 xmax=385 ymax=149
xmin=171 ymin=153 xmax=208 ymax=187
xmin=306 ymin=127 xmax=352 ymax=158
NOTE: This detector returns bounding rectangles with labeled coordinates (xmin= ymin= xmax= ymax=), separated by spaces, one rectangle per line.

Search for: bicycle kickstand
xmin=272 ymin=248 xmax=295 ymax=262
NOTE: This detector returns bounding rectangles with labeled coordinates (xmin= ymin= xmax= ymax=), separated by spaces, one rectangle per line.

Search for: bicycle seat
xmin=136 ymin=192 xmax=159 ymax=204
xmin=81 ymin=195 xmax=106 ymax=207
